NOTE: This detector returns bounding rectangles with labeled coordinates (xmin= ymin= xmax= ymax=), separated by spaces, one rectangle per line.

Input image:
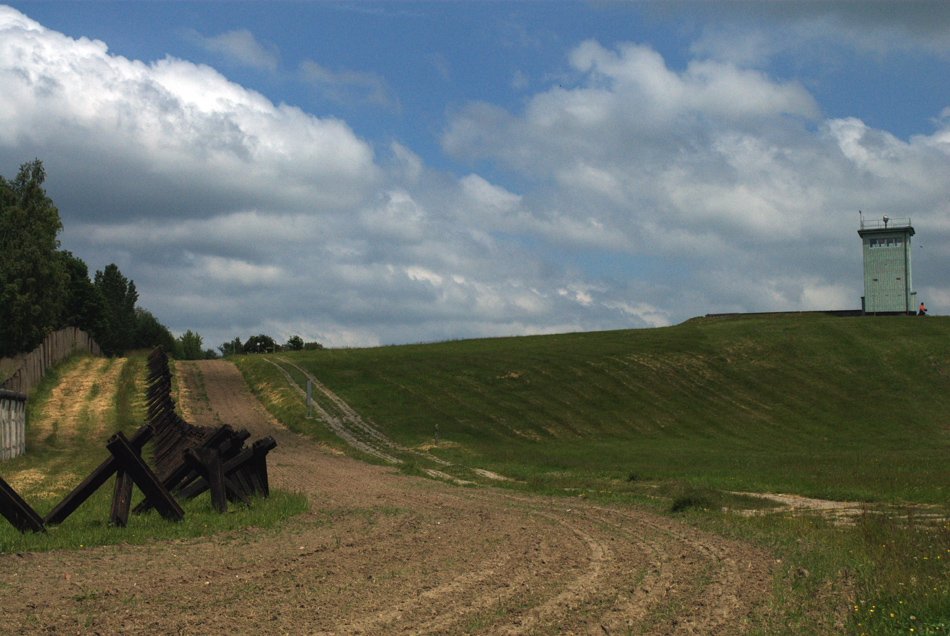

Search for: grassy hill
xmin=241 ymin=313 xmax=950 ymax=505
xmin=239 ymin=313 xmax=950 ymax=634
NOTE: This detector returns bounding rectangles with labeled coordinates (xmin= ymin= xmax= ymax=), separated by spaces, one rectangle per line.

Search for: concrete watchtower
xmin=858 ymin=213 xmax=916 ymax=314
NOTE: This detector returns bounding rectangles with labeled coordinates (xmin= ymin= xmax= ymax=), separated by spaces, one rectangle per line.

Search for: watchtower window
xmin=869 ymin=238 xmax=902 ymax=248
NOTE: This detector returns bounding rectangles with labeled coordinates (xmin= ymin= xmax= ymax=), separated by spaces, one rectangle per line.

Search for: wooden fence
xmin=0 ymin=389 xmax=26 ymax=461
xmin=0 ymin=328 xmax=102 ymax=462
xmin=0 ymin=327 xmax=102 ymax=396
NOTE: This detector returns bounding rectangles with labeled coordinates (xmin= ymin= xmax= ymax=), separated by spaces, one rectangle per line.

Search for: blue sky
xmin=2 ymin=2 xmax=949 ymax=348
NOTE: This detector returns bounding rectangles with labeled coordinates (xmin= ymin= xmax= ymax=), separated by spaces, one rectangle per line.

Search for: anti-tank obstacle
xmin=0 ymin=346 xmax=277 ymax=533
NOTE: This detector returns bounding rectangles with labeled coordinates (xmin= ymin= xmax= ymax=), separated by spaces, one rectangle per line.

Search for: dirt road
xmin=0 ymin=360 xmax=777 ymax=635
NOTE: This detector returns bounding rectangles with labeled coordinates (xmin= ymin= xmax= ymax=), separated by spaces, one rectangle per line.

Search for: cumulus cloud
xmin=0 ymin=8 xmax=378 ymax=223
xmin=1 ymin=6 xmax=949 ymax=349
xmin=443 ymin=38 xmax=950 ymax=318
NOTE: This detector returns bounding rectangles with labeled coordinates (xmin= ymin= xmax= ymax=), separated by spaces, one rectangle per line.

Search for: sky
xmin=1 ymin=2 xmax=949 ymax=349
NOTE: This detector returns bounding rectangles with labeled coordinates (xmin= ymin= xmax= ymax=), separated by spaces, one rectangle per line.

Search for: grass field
xmin=235 ymin=312 xmax=950 ymax=635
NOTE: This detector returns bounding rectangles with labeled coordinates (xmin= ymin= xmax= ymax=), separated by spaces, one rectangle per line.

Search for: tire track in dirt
xmin=267 ymin=356 xmax=452 ymax=468
xmin=454 ymin=488 xmax=775 ymax=636
xmin=263 ymin=357 xmax=403 ymax=464
xmin=0 ymin=359 xmax=775 ymax=636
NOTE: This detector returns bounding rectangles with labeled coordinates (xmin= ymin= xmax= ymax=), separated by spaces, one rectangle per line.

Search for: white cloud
xmin=602 ymin=301 xmax=670 ymax=328
xmin=197 ymin=255 xmax=284 ymax=286
xmin=187 ymin=28 xmax=279 ymax=71
xmin=0 ymin=9 xmax=378 ymax=221
xmin=460 ymin=174 xmax=521 ymax=214
xmin=558 ymin=285 xmax=594 ymax=306
xmin=359 ymin=190 xmax=428 ymax=242
xmin=3 ymin=7 xmax=950 ymax=349
xmin=298 ymin=59 xmax=396 ymax=109
xmin=405 ymin=266 xmax=444 ymax=287
xmin=563 ymin=39 xmax=818 ymax=126
xmin=443 ymin=37 xmax=950 ymax=320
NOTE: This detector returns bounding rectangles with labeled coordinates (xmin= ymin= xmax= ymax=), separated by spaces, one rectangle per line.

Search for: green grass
xmin=230 ymin=354 xmax=343 ymax=448
xmin=233 ymin=312 xmax=950 ymax=635
xmin=242 ymin=314 xmax=950 ymax=505
xmin=0 ymin=488 xmax=308 ymax=554
xmin=0 ymin=351 xmax=309 ymax=554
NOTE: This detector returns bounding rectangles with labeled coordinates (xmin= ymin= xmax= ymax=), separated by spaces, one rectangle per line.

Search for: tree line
xmin=216 ymin=334 xmax=323 ymax=357
xmin=1 ymin=159 xmax=177 ymax=358
xmin=1 ymin=159 xmax=324 ymax=361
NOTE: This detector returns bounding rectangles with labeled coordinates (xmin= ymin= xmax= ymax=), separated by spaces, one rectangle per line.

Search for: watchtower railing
xmin=860 ymin=217 xmax=912 ymax=231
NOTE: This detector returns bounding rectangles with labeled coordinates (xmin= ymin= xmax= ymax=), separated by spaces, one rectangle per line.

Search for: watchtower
xmin=858 ymin=213 xmax=916 ymax=314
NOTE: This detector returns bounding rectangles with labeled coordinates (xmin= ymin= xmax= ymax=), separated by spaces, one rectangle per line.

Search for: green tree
xmin=58 ymin=250 xmax=109 ymax=340
xmin=244 ymin=334 xmax=276 ymax=354
xmin=0 ymin=159 xmax=68 ymax=356
xmin=218 ymin=337 xmax=244 ymax=357
xmin=286 ymin=335 xmax=304 ymax=351
xmin=133 ymin=308 xmax=176 ymax=353
xmin=94 ymin=263 xmax=138 ymax=356
xmin=175 ymin=330 xmax=204 ymax=360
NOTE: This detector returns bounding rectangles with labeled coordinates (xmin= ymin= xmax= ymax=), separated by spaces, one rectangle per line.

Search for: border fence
xmin=0 ymin=328 xmax=102 ymax=461
xmin=0 ymin=390 xmax=26 ymax=461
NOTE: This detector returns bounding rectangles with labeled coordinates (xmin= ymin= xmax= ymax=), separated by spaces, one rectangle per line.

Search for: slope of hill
xmin=240 ymin=313 xmax=950 ymax=504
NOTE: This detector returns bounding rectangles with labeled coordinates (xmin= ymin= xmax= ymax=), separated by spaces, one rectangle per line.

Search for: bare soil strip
xmin=0 ymin=359 xmax=777 ymax=635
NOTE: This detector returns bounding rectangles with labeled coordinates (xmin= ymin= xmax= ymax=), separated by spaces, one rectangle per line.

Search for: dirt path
xmin=0 ymin=360 xmax=778 ymax=635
